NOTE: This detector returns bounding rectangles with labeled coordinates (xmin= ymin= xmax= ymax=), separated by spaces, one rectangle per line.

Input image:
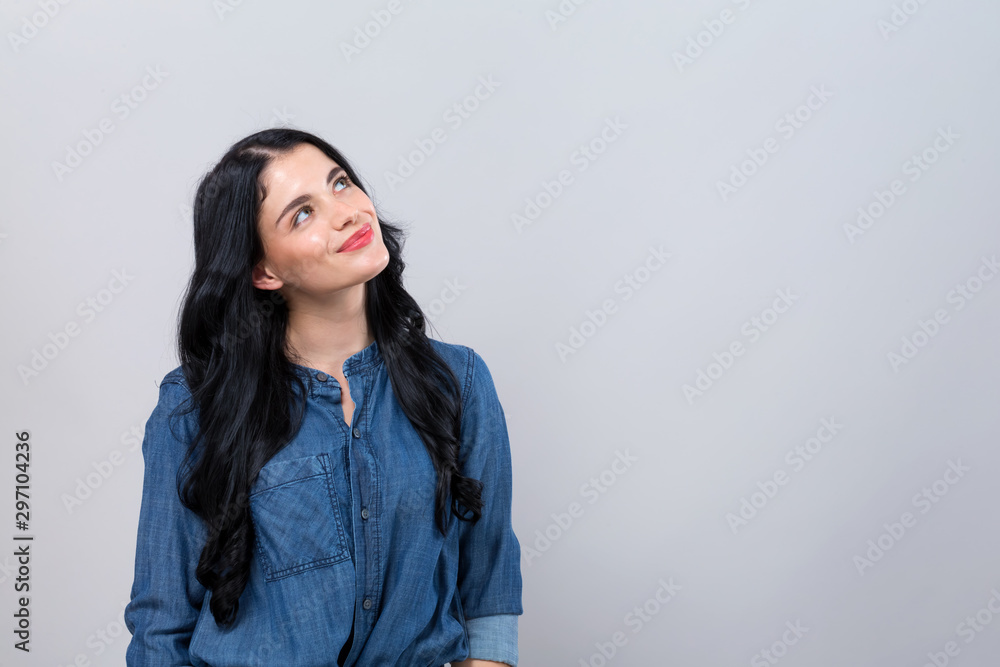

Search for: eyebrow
xmin=274 ymin=166 xmax=345 ymax=228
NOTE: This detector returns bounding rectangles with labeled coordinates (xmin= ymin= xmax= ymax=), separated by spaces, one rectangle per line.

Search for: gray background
xmin=2 ymin=0 xmax=999 ymax=665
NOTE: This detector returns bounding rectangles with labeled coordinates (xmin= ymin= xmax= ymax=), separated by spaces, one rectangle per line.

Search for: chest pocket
xmin=249 ymin=453 xmax=352 ymax=582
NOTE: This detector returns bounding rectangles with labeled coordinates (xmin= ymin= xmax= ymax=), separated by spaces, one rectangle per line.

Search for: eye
xmin=292 ymin=205 xmax=312 ymax=227
xmin=290 ymin=176 xmax=352 ymax=228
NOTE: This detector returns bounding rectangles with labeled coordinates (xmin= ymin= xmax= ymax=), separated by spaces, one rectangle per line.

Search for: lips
xmin=337 ymin=223 xmax=373 ymax=252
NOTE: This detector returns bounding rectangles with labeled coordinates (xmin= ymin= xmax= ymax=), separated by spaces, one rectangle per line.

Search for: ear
xmin=252 ymin=261 xmax=283 ymax=291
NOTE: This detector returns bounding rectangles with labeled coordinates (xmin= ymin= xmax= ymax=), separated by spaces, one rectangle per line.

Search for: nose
xmin=325 ymin=197 xmax=358 ymax=230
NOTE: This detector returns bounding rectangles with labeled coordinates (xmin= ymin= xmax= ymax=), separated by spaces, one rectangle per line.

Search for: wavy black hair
xmin=173 ymin=128 xmax=483 ymax=627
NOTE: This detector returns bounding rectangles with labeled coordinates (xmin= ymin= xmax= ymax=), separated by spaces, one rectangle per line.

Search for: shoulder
xmin=426 ymin=337 xmax=473 ymax=368
xmin=425 ymin=339 xmax=499 ymax=411
xmin=160 ymin=365 xmax=190 ymax=390
xmin=151 ymin=366 xmax=198 ymax=427
xmin=425 ymin=337 xmax=475 ymax=389
xmin=157 ymin=366 xmax=195 ymax=406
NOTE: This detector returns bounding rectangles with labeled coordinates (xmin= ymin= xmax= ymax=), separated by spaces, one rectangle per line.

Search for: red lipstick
xmin=337 ymin=223 xmax=373 ymax=252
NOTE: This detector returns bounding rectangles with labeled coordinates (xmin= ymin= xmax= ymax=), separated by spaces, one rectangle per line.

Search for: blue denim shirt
xmin=124 ymin=339 xmax=523 ymax=666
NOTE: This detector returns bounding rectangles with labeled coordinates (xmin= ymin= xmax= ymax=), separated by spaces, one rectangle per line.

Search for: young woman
xmin=123 ymin=128 xmax=523 ymax=666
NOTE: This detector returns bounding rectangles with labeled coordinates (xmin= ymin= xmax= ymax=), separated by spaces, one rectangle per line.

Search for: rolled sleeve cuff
xmin=465 ymin=613 xmax=519 ymax=666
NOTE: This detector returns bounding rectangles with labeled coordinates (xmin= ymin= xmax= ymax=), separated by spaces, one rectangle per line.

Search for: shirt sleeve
xmin=456 ymin=349 xmax=524 ymax=623
xmin=124 ymin=378 xmax=208 ymax=667
xmin=465 ymin=613 xmax=519 ymax=666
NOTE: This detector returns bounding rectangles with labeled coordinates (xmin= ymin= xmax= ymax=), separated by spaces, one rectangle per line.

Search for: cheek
xmin=270 ymin=235 xmax=327 ymax=270
xmin=300 ymin=231 xmax=331 ymax=257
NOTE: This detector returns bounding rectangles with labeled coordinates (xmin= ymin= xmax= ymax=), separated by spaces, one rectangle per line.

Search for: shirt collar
xmin=290 ymin=338 xmax=383 ymax=383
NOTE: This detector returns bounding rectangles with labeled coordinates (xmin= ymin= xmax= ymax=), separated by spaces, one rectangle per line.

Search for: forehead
xmin=260 ymin=144 xmax=339 ymax=200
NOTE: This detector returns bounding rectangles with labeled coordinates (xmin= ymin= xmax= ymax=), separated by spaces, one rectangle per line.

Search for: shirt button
xmin=316 ymin=372 xmax=328 ymax=382
xmin=361 ymin=507 xmax=369 ymax=520
xmin=353 ymin=427 xmax=361 ymax=438
xmin=363 ymin=598 xmax=372 ymax=610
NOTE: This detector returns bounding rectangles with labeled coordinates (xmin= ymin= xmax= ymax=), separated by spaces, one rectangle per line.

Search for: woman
xmin=123 ymin=128 xmax=523 ymax=666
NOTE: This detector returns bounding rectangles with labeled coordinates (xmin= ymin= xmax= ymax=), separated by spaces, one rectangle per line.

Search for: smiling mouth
xmin=337 ymin=222 xmax=373 ymax=252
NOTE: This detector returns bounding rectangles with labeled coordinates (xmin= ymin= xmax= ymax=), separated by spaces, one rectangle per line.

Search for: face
xmin=252 ymin=143 xmax=389 ymax=305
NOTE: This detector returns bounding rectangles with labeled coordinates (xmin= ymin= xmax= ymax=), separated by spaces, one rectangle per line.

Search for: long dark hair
xmin=173 ymin=128 xmax=483 ymax=628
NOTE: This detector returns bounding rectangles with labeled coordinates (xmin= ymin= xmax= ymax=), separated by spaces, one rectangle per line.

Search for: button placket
xmin=342 ymin=368 xmax=378 ymax=618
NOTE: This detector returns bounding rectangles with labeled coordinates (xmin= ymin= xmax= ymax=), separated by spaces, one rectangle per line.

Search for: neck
xmin=284 ymin=283 xmax=373 ymax=376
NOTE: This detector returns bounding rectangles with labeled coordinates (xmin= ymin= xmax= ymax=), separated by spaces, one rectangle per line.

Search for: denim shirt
xmin=124 ymin=339 xmax=523 ymax=666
